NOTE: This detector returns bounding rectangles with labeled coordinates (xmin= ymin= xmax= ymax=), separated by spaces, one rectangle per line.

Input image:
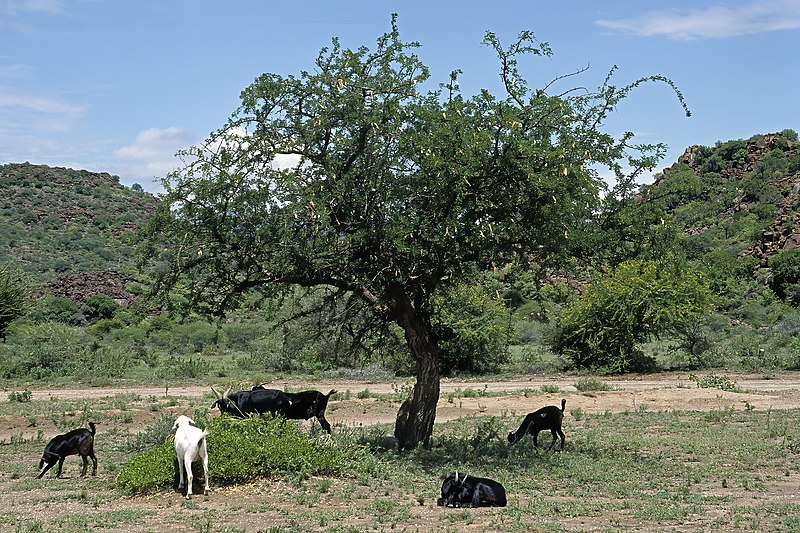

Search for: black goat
xmin=508 ymin=398 xmax=566 ymax=450
xmin=252 ymin=385 xmax=337 ymax=433
xmin=211 ymin=385 xmax=337 ymax=433
xmin=211 ymin=386 xmax=291 ymax=418
xmin=437 ymin=471 xmax=507 ymax=508
xmin=38 ymin=422 xmax=97 ymax=479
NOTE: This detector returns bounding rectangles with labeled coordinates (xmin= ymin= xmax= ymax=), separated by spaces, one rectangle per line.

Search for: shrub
xmin=574 ymin=378 xmax=612 ymax=392
xmin=434 ymin=283 xmax=512 ymax=376
xmin=117 ymin=412 xmax=176 ymax=453
xmin=770 ymin=249 xmax=800 ymax=304
xmin=551 ymin=260 xmax=714 ymax=373
xmin=158 ymin=355 xmax=209 ymax=379
xmin=8 ymin=389 xmax=31 ymax=403
xmin=116 ymin=415 xmax=356 ymax=494
xmin=27 ymin=295 xmax=79 ymax=325
xmin=688 ymin=373 xmax=741 ymax=392
xmin=82 ymin=294 xmax=120 ymax=323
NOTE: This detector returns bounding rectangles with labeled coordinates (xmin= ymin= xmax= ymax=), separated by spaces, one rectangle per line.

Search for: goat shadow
xmin=172 ymin=457 xmax=209 ymax=495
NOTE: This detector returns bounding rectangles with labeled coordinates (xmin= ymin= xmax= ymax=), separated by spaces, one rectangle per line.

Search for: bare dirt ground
xmin=2 ymin=371 xmax=800 ymax=532
xmin=14 ymin=371 xmax=800 ymax=434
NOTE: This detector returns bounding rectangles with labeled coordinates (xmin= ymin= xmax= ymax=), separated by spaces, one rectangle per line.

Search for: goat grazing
xmin=210 ymin=386 xmax=291 ymax=419
xmin=508 ymin=398 xmax=566 ymax=450
xmin=212 ymin=385 xmax=337 ymax=433
xmin=253 ymin=385 xmax=337 ymax=433
xmin=172 ymin=415 xmax=209 ymax=499
xmin=38 ymin=422 xmax=97 ymax=479
xmin=437 ymin=471 xmax=507 ymax=508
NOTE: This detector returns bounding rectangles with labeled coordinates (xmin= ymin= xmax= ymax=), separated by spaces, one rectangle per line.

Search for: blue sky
xmin=1 ymin=0 xmax=798 ymax=193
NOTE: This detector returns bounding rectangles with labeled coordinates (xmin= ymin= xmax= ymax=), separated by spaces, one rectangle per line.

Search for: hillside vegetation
xmin=1 ymin=131 xmax=799 ymax=383
xmin=0 ymin=162 xmax=157 ymax=282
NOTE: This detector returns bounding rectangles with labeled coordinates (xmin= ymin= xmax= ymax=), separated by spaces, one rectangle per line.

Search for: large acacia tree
xmin=144 ymin=18 xmax=688 ymax=449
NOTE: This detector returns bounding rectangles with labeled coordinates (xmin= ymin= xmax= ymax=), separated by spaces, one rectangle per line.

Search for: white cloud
xmin=113 ymin=127 xmax=199 ymax=181
xmin=0 ymin=0 xmax=64 ymax=15
xmin=596 ymin=0 xmax=800 ymax=40
xmin=0 ymin=85 xmax=85 ymax=116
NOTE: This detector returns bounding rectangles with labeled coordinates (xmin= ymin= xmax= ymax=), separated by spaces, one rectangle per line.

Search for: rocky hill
xmin=646 ymin=130 xmax=800 ymax=279
xmin=0 ymin=162 xmax=158 ymax=304
xmin=2 ymin=132 xmax=798 ymax=306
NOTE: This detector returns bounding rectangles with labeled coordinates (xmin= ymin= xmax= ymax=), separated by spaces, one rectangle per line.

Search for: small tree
xmin=0 ymin=263 xmax=31 ymax=342
xmin=770 ymin=248 xmax=800 ymax=305
xmin=143 ymin=17 xmax=689 ymax=448
xmin=551 ymin=260 xmax=714 ymax=373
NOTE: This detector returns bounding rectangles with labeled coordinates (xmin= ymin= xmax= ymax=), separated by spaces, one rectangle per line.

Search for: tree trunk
xmin=392 ymin=295 xmax=440 ymax=450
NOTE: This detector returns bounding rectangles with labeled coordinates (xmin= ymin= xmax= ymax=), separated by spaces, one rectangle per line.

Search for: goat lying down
xmin=211 ymin=385 xmax=337 ymax=433
xmin=38 ymin=422 xmax=97 ymax=479
xmin=508 ymin=398 xmax=566 ymax=450
xmin=437 ymin=471 xmax=507 ymax=508
xmin=172 ymin=415 xmax=209 ymax=499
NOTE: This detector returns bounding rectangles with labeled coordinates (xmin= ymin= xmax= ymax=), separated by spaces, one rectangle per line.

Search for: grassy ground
xmin=1 ymin=386 xmax=799 ymax=532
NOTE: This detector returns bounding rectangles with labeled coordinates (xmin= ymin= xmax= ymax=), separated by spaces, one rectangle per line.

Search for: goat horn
xmin=455 ymin=470 xmax=458 ymax=482
xmin=223 ymin=387 xmax=231 ymax=399
xmin=461 ymin=474 xmax=468 ymax=485
xmin=211 ymin=386 xmax=222 ymax=399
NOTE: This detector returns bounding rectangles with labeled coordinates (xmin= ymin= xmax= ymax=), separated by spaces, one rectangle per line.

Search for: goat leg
xmin=37 ymin=462 xmax=53 ymax=479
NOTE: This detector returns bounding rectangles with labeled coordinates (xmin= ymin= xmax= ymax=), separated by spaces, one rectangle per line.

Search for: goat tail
xmin=198 ymin=429 xmax=209 ymax=445
xmin=327 ymin=389 xmax=338 ymax=398
xmin=88 ymin=421 xmax=96 ymax=435
xmin=560 ymin=399 xmax=566 ymax=412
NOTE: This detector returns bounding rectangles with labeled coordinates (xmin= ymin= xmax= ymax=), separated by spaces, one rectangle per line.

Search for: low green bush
xmin=116 ymin=415 xmax=358 ymax=494
xmin=574 ymin=377 xmax=612 ymax=392
xmin=115 ymin=439 xmax=176 ymax=494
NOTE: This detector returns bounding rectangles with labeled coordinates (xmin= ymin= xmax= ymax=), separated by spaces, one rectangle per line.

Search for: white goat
xmin=172 ymin=415 xmax=209 ymax=499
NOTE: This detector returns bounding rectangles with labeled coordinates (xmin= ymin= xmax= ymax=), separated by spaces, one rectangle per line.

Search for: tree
xmin=551 ymin=259 xmax=715 ymax=373
xmin=0 ymin=263 xmax=31 ymax=341
xmin=143 ymin=17 xmax=689 ymax=449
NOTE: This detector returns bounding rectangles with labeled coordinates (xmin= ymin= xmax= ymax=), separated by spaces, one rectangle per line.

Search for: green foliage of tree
xmin=142 ymin=17 xmax=688 ymax=449
xmin=551 ymin=260 xmax=715 ymax=373
xmin=0 ymin=263 xmax=31 ymax=341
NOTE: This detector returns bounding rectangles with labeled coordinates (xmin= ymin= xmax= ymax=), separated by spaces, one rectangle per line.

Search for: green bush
xmin=574 ymin=378 xmax=612 ymax=392
xmin=82 ymin=294 xmax=120 ymax=323
xmin=115 ymin=440 xmax=176 ymax=494
xmin=434 ymin=283 xmax=512 ymax=376
xmin=552 ymin=260 xmax=715 ymax=373
xmin=27 ymin=295 xmax=79 ymax=324
xmin=116 ymin=415 xmax=356 ymax=494
xmin=771 ymin=249 xmax=800 ymax=304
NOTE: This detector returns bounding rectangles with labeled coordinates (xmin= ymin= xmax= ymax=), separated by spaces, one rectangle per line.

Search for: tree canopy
xmin=144 ymin=16 xmax=689 ymax=449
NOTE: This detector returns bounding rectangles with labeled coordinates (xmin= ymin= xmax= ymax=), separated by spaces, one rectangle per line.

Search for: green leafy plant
xmin=574 ymin=378 xmax=612 ymax=392
xmin=116 ymin=415 xmax=360 ymax=493
xmin=7 ymin=389 xmax=31 ymax=403
xmin=552 ymin=259 xmax=715 ymax=373
xmin=688 ymin=373 xmax=741 ymax=392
